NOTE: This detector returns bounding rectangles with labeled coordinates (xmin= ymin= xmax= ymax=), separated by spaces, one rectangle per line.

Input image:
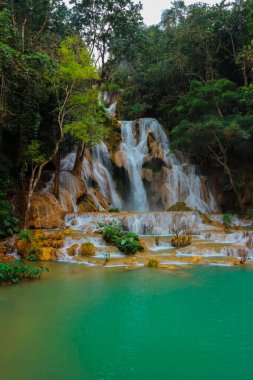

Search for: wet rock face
xmin=29 ymin=193 xmax=65 ymax=229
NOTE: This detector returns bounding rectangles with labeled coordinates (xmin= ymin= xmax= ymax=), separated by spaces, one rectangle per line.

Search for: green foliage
xmin=222 ymin=212 xmax=235 ymax=230
xmin=245 ymin=208 xmax=253 ymax=219
xmin=57 ymin=36 xmax=98 ymax=82
xmin=114 ymin=236 xmax=143 ymax=254
xmin=148 ymin=259 xmax=159 ymax=268
xmin=64 ymin=88 xmax=106 ymax=147
xmin=0 ymin=259 xmax=49 ymax=286
xmin=27 ymin=245 xmax=42 ymax=261
xmin=0 ymin=193 xmax=19 ymax=238
xmin=20 ymin=230 xmax=34 ymax=242
xmin=70 ymin=0 xmax=144 ymax=72
xmin=97 ymin=222 xmax=143 ymax=254
xmin=168 ymin=202 xmax=193 ymax=212
xmin=109 ymin=208 xmax=120 ymax=213
xmin=97 ymin=221 xmax=124 ymax=243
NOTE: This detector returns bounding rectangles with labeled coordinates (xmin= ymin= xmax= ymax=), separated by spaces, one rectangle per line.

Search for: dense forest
xmin=0 ymin=0 xmax=253 ymax=237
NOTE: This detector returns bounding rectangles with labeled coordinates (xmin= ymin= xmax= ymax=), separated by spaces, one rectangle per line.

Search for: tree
xmin=70 ymin=0 xmax=143 ymax=80
xmin=171 ymin=79 xmax=253 ymax=210
xmin=65 ymin=88 xmax=106 ymax=176
xmin=23 ymin=36 xmax=102 ymax=226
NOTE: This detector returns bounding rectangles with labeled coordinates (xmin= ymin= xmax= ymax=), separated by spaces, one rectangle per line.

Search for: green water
xmin=1 ymin=264 xmax=253 ymax=380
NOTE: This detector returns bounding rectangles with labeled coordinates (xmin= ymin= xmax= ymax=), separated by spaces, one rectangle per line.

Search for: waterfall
xmin=91 ymin=143 xmax=122 ymax=209
xmin=120 ymin=121 xmax=149 ymax=211
xmin=41 ymin=117 xmax=218 ymax=216
xmin=119 ymin=118 xmax=218 ymax=213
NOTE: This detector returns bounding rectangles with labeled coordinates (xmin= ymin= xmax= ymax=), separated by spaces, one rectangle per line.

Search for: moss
xmin=79 ymin=242 xmax=95 ymax=256
xmin=105 ymin=117 xmax=122 ymax=152
xmin=167 ymin=202 xmax=193 ymax=212
xmin=16 ymin=240 xmax=31 ymax=257
xmin=148 ymin=259 xmax=159 ymax=267
xmin=67 ymin=244 xmax=79 ymax=256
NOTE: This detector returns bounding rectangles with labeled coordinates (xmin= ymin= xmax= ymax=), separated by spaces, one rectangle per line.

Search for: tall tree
xmin=70 ymin=0 xmax=143 ymax=79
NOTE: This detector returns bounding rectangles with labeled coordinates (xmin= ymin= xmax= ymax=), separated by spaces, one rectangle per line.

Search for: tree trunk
xmin=21 ymin=17 xmax=27 ymax=53
xmin=72 ymin=141 xmax=85 ymax=177
xmin=23 ymin=166 xmax=36 ymax=229
xmin=54 ymin=150 xmax=61 ymax=199
xmin=223 ymin=162 xmax=244 ymax=212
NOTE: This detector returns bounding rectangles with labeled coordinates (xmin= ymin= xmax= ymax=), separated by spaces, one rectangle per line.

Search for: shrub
xmin=0 ymin=195 xmax=19 ymax=238
xmin=20 ymin=229 xmax=34 ymax=242
xmin=222 ymin=212 xmax=234 ymax=231
xmin=97 ymin=221 xmax=124 ymax=243
xmin=109 ymin=208 xmax=120 ymax=213
xmin=97 ymin=222 xmax=143 ymax=254
xmin=167 ymin=202 xmax=193 ymax=212
xmin=246 ymin=208 xmax=253 ymax=219
xmin=0 ymin=259 xmax=48 ymax=285
xmin=27 ymin=245 xmax=42 ymax=261
xmin=148 ymin=259 xmax=158 ymax=267
xmin=171 ymin=235 xmax=192 ymax=248
xmin=114 ymin=236 xmax=143 ymax=254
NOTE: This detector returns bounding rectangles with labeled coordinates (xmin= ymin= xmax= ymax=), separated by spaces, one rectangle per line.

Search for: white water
xmin=41 ymin=118 xmax=218 ymax=216
xmin=120 ymin=119 xmax=218 ymax=213
xmin=66 ymin=211 xmax=207 ymax=236
xmin=91 ymin=143 xmax=122 ymax=209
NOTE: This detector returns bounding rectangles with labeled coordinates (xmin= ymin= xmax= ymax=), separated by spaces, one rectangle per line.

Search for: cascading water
xmin=120 ymin=121 xmax=149 ymax=211
xmin=91 ymin=143 xmax=122 ymax=209
xmin=38 ymin=117 xmax=218 ymax=222
xmin=119 ymin=118 xmax=218 ymax=213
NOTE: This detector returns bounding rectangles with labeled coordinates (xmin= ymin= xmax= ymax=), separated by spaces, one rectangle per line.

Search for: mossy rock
xmin=167 ymin=202 xmax=193 ymax=212
xmin=79 ymin=242 xmax=95 ymax=257
xmin=148 ymin=259 xmax=159 ymax=267
xmin=0 ymin=243 xmax=8 ymax=255
xmin=67 ymin=244 xmax=79 ymax=257
xmin=171 ymin=235 xmax=192 ymax=248
xmin=37 ymin=239 xmax=64 ymax=249
xmin=0 ymin=253 xmax=14 ymax=264
xmin=39 ymin=247 xmax=58 ymax=261
xmin=16 ymin=240 xmax=32 ymax=257
xmin=198 ymin=212 xmax=212 ymax=224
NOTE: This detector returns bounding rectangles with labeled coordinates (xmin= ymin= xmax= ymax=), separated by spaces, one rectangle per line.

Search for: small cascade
xmin=65 ymin=211 xmax=208 ymax=236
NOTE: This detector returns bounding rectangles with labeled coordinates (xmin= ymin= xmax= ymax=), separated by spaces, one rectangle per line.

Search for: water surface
xmin=0 ymin=264 xmax=253 ymax=380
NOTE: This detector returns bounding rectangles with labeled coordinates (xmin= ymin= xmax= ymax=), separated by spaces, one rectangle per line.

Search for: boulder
xmin=79 ymin=242 xmax=95 ymax=257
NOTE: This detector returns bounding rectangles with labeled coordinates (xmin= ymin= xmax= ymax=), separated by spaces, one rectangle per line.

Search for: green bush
xmin=0 ymin=194 xmax=19 ymax=238
xmin=167 ymin=202 xmax=193 ymax=212
xmin=109 ymin=207 xmax=120 ymax=213
xmin=97 ymin=221 xmax=124 ymax=243
xmin=246 ymin=208 xmax=253 ymax=219
xmin=114 ymin=236 xmax=143 ymax=254
xmin=222 ymin=212 xmax=235 ymax=230
xmin=148 ymin=259 xmax=159 ymax=267
xmin=20 ymin=229 xmax=34 ymax=242
xmin=27 ymin=245 xmax=42 ymax=261
xmin=97 ymin=222 xmax=143 ymax=254
xmin=0 ymin=259 xmax=48 ymax=285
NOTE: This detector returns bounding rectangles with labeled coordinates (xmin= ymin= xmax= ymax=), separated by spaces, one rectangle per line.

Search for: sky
xmin=64 ymin=0 xmax=220 ymax=26
xmin=134 ymin=0 xmax=219 ymax=26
